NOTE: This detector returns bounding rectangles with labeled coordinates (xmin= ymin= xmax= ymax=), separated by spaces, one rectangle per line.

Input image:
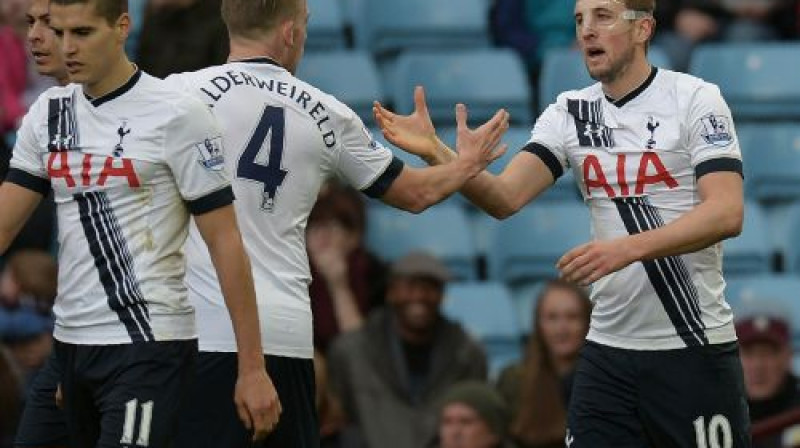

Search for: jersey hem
xmin=198 ymin=342 xmax=313 ymax=360
xmin=54 ymin=314 xmax=197 ymax=344
xmin=586 ymin=324 xmax=737 ymax=350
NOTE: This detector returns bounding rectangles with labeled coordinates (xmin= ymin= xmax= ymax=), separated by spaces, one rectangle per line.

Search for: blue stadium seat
xmin=777 ymin=202 xmax=800 ymax=274
xmin=392 ymin=49 xmax=532 ymax=127
xmin=444 ymin=282 xmax=522 ymax=375
xmin=737 ymin=123 xmax=800 ymax=202
xmin=366 ymin=204 xmax=478 ymax=280
xmin=355 ymin=0 xmax=489 ymax=56
xmin=297 ymin=51 xmax=383 ymax=125
xmin=511 ymin=282 xmax=546 ymax=335
xmin=725 ymin=275 xmax=800 ymax=345
xmin=307 ymin=0 xmax=347 ymax=51
xmin=539 ymin=46 xmax=672 ymax=112
xmin=690 ymin=43 xmax=800 ymax=120
xmin=486 ymin=202 xmax=591 ymax=285
xmin=337 ymin=0 xmax=363 ymax=26
xmin=722 ymin=201 xmax=772 ymax=277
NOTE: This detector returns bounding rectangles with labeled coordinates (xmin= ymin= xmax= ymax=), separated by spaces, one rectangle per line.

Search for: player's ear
xmin=635 ymin=16 xmax=655 ymax=45
xmin=115 ymin=12 xmax=131 ymax=44
xmin=281 ymin=19 xmax=296 ymax=48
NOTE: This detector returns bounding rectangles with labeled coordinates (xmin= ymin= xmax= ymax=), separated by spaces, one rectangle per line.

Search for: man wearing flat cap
xmin=737 ymin=311 xmax=800 ymax=448
xmin=328 ymin=251 xmax=488 ymax=448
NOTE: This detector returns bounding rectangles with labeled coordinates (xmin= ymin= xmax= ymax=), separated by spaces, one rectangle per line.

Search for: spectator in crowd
xmin=654 ymin=0 xmax=795 ymax=71
xmin=435 ymin=381 xmax=516 ymax=448
xmin=0 ymin=249 xmax=57 ymax=313
xmin=0 ymin=0 xmax=29 ymax=135
xmin=0 ymin=250 xmax=57 ymax=389
xmin=489 ymin=0 xmax=575 ymax=100
xmin=328 ymin=251 xmax=488 ymax=448
xmin=496 ymin=280 xmax=591 ymax=448
xmin=0 ymin=344 xmax=23 ymax=448
xmin=737 ymin=311 xmax=800 ymax=448
xmin=0 ymin=307 xmax=53 ymax=389
xmin=308 ymin=180 xmax=387 ymax=351
xmin=136 ymin=0 xmax=228 ymax=78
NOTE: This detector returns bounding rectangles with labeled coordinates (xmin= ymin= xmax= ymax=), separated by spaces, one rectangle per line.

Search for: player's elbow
xmin=720 ymin=204 xmax=744 ymax=239
xmin=486 ymin=197 xmax=525 ymax=220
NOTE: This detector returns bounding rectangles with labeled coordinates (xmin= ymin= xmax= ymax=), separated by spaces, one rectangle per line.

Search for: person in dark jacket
xmin=135 ymin=0 xmax=228 ymax=78
xmin=328 ymin=251 xmax=488 ymax=448
xmin=738 ymin=311 xmax=800 ymax=448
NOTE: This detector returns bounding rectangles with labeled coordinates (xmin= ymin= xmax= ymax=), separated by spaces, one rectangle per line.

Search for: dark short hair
xmin=221 ymin=0 xmax=302 ymax=39
xmin=50 ymin=0 xmax=128 ymax=25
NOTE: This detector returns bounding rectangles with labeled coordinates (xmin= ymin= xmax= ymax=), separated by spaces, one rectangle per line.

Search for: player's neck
xmin=56 ymin=73 xmax=69 ymax=87
xmin=84 ymin=55 xmax=137 ymax=99
xmin=228 ymin=37 xmax=286 ymax=70
xmin=601 ymin=55 xmax=652 ymax=102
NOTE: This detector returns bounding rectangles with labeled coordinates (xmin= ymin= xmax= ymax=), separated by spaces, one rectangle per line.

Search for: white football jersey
xmin=167 ymin=58 xmax=399 ymax=359
xmin=8 ymin=71 xmax=233 ymax=345
xmin=527 ymin=68 xmax=742 ymax=350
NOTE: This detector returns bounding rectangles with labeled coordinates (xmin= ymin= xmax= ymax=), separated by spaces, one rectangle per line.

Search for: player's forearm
xmin=384 ymin=158 xmax=477 ymax=213
xmin=624 ymin=197 xmax=743 ymax=262
xmin=205 ymin=228 xmax=266 ymax=371
xmin=0 ymin=183 xmax=45 ymax=255
xmin=424 ymin=141 xmax=524 ymax=219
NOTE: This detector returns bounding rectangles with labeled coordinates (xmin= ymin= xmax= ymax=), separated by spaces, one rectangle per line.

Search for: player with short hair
xmin=375 ymin=0 xmax=751 ymax=446
xmin=1 ymin=0 xmax=280 ymax=446
xmin=12 ymin=1 xmax=69 ymax=447
xmin=165 ymin=0 xmax=508 ymax=445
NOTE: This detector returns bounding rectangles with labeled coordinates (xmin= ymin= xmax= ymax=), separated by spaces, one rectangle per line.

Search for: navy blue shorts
xmin=15 ymin=350 xmax=69 ymax=447
xmin=174 ymin=352 xmax=319 ymax=448
xmin=54 ymin=339 xmax=197 ymax=448
xmin=567 ymin=341 xmax=751 ymax=448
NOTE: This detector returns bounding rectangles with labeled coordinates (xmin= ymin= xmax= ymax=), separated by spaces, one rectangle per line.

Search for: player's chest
xmin=39 ymin=103 xmax=164 ymax=194
xmin=564 ymin=101 xmax=690 ymax=198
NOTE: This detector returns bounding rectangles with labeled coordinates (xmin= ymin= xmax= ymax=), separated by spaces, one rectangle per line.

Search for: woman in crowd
xmin=496 ymin=280 xmax=591 ymax=448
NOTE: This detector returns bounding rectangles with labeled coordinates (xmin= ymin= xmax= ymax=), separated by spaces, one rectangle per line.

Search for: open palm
xmin=373 ymin=86 xmax=440 ymax=160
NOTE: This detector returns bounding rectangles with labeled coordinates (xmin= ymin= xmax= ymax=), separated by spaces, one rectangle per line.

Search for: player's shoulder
xmin=28 ymin=83 xmax=81 ymax=112
xmin=300 ymin=82 xmax=360 ymax=122
xmin=656 ymin=68 xmax=723 ymax=101
xmin=163 ymin=65 xmax=222 ymax=93
xmin=137 ymin=72 xmax=213 ymax=122
xmin=552 ymin=82 xmax=604 ymax=110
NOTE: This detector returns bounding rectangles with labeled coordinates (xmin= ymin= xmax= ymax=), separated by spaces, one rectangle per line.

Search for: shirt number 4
xmin=237 ymin=105 xmax=289 ymax=213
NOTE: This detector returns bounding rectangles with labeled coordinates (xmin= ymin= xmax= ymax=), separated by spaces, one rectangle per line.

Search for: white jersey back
xmin=526 ymin=68 xmax=742 ymax=350
xmin=167 ymin=59 xmax=398 ymax=358
xmin=8 ymin=71 xmax=233 ymax=344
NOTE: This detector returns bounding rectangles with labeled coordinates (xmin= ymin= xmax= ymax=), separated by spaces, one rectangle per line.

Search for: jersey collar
xmin=85 ymin=68 xmax=142 ymax=108
xmin=605 ymin=66 xmax=658 ymax=108
xmin=229 ymin=57 xmax=284 ymax=69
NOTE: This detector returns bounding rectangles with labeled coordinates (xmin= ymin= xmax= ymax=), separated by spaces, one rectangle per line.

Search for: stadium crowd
xmin=3 ymin=0 xmax=800 ymax=447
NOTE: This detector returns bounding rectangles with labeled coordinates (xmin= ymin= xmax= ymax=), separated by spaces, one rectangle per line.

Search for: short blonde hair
xmin=221 ymin=0 xmax=302 ymax=39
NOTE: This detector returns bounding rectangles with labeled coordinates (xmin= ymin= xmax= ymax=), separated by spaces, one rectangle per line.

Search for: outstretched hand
xmin=373 ymin=86 xmax=440 ymax=160
xmin=453 ymin=103 xmax=510 ymax=178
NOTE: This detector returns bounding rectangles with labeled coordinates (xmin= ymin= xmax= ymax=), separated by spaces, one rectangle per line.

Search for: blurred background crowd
xmin=4 ymin=0 xmax=800 ymax=447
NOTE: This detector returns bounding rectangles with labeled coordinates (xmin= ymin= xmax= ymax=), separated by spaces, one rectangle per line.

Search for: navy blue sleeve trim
xmin=363 ymin=157 xmax=404 ymax=199
xmin=522 ymin=142 xmax=564 ymax=180
xmin=5 ymin=168 xmax=51 ymax=195
xmin=187 ymin=186 xmax=235 ymax=215
xmin=695 ymin=158 xmax=743 ymax=180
